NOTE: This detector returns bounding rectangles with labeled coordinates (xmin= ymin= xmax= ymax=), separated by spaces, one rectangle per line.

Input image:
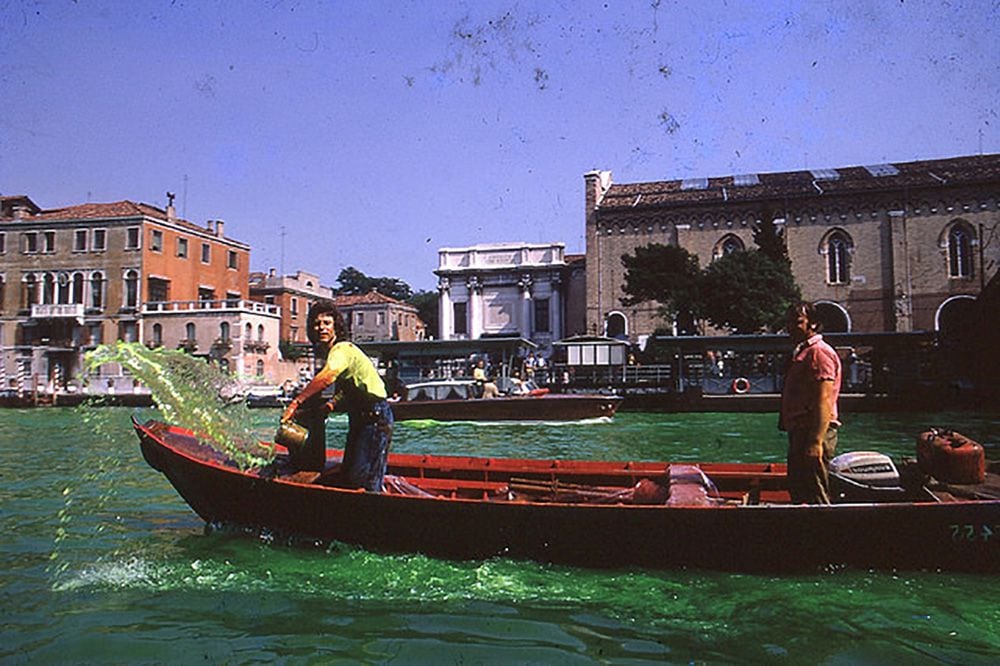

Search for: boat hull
xmin=389 ymin=393 xmax=623 ymax=421
xmin=134 ymin=420 xmax=1000 ymax=573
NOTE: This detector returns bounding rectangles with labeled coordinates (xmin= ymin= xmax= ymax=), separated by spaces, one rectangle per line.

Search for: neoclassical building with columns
xmin=585 ymin=153 xmax=1000 ymax=345
xmin=435 ymin=242 xmax=573 ymax=354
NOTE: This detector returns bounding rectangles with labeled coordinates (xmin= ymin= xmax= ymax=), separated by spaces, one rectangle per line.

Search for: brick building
xmin=0 ymin=194 xmax=281 ymax=393
xmin=585 ymin=153 xmax=1000 ymax=345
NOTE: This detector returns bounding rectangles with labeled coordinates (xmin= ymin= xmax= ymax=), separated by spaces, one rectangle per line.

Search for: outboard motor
xmin=829 ymin=451 xmax=907 ymax=503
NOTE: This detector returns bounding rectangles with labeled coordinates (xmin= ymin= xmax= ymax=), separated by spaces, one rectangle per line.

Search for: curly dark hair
xmin=306 ymin=299 xmax=349 ymax=344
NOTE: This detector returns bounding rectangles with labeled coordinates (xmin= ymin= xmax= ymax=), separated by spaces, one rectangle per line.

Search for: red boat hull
xmin=389 ymin=393 xmax=623 ymax=421
xmin=134 ymin=420 xmax=1000 ymax=573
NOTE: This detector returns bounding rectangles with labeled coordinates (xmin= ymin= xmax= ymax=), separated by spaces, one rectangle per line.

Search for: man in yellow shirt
xmin=281 ymin=301 xmax=393 ymax=491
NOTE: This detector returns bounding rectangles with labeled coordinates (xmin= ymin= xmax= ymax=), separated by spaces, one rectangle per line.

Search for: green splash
xmin=84 ymin=341 xmax=274 ymax=469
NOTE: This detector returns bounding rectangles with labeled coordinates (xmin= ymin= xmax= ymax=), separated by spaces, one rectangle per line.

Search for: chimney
xmin=215 ymin=219 xmax=225 ymax=237
xmin=206 ymin=220 xmax=215 ymax=234
xmin=268 ymin=268 xmax=277 ymax=278
xmin=166 ymin=191 xmax=177 ymax=221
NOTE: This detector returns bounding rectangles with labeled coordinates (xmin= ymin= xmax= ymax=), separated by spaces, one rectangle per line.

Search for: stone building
xmin=334 ymin=291 xmax=425 ymax=343
xmin=435 ymin=242 xmax=572 ymax=354
xmin=248 ymin=269 xmax=333 ymax=346
xmin=0 ymin=194 xmax=281 ymax=393
xmin=585 ymin=153 xmax=1000 ymax=345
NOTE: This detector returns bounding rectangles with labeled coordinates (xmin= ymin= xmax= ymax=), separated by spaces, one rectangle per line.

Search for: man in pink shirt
xmin=779 ymin=302 xmax=842 ymax=504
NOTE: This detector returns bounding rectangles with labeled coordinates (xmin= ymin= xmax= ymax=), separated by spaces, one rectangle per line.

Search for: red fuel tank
xmin=916 ymin=429 xmax=986 ymax=485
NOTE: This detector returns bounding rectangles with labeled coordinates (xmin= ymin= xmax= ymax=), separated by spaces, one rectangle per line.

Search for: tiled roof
xmin=0 ymin=199 xmax=211 ymax=234
xmin=334 ymin=291 xmax=405 ymax=307
xmin=597 ymin=153 xmax=1000 ymax=211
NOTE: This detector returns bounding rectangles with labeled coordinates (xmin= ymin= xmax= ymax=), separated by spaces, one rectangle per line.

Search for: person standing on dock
xmin=779 ymin=301 xmax=842 ymax=504
xmin=281 ymin=301 xmax=393 ymax=491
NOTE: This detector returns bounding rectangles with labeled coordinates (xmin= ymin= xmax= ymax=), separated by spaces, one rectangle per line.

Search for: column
xmin=437 ymin=277 xmax=452 ymax=340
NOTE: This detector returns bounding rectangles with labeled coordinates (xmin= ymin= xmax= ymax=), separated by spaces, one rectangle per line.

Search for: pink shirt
xmin=780 ymin=334 xmax=841 ymax=430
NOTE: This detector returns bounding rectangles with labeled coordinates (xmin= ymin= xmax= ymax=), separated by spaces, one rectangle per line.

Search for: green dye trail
xmin=84 ymin=341 xmax=274 ymax=469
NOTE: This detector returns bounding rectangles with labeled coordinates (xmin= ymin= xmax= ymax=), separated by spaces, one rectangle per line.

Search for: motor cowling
xmin=828 ymin=451 xmax=905 ymax=503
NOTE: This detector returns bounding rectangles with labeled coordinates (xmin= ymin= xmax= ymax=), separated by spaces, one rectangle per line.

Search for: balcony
xmin=244 ymin=340 xmax=270 ymax=353
xmin=143 ymin=299 xmax=281 ymax=316
xmin=30 ymin=304 xmax=85 ymax=322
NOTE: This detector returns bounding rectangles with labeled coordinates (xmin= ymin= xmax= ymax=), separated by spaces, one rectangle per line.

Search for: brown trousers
xmin=786 ymin=426 xmax=838 ymax=504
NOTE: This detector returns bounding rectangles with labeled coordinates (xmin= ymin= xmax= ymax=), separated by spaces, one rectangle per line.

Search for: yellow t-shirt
xmin=324 ymin=341 xmax=387 ymax=400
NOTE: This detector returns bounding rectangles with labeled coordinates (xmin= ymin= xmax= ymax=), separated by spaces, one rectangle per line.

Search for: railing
xmin=30 ymin=304 xmax=85 ymax=319
xmin=142 ymin=299 xmax=281 ymax=316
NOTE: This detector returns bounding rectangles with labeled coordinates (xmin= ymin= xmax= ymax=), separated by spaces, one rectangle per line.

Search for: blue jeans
xmin=339 ymin=399 xmax=394 ymax=492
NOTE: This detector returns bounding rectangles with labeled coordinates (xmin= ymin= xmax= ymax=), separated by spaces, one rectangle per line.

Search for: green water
xmin=2 ymin=406 xmax=999 ymax=663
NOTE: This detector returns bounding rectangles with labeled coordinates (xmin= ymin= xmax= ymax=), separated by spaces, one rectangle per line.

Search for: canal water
xmin=2 ymin=407 xmax=998 ymax=663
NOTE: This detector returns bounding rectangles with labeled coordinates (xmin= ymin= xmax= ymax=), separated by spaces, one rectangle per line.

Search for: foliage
xmin=620 ymin=244 xmax=701 ymax=332
xmin=619 ymin=236 xmax=800 ymax=334
xmin=279 ymin=339 xmax=309 ymax=360
xmin=699 ymin=249 xmax=800 ymax=333
xmin=408 ymin=290 xmax=440 ymax=339
xmin=335 ymin=266 xmax=413 ymax=301
xmin=752 ymin=216 xmax=790 ymax=265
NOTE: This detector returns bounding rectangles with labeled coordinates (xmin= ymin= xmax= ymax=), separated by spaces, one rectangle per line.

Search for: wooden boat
xmin=132 ymin=418 xmax=1000 ymax=572
xmin=389 ymin=379 xmax=622 ymax=421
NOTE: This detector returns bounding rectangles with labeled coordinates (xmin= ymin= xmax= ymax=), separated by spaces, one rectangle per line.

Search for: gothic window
xmin=946 ymin=222 xmax=974 ymax=278
xmin=219 ymin=322 xmax=230 ymax=342
xmin=185 ymin=322 xmax=196 ymax=340
xmin=713 ymin=234 xmax=745 ymax=260
xmin=152 ymin=323 xmax=163 ymax=347
xmin=822 ymin=229 xmax=852 ymax=285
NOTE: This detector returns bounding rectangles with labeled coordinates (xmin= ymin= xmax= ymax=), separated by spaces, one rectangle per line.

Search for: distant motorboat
xmin=389 ymin=378 xmax=622 ymax=421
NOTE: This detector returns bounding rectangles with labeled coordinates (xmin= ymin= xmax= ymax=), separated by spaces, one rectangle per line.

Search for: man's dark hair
xmin=786 ymin=300 xmax=822 ymax=333
xmin=306 ymin=299 xmax=349 ymax=344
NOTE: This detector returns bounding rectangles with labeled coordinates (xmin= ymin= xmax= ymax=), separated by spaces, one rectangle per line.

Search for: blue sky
xmin=2 ymin=0 xmax=997 ymax=291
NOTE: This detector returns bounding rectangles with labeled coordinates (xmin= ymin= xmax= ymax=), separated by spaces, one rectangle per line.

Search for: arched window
xmin=72 ymin=273 xmax=85 ymax=304
xmin=946 ymin=223 xmax=974 ymax=278
xmin=822 ymin=229 xmax=852 ymax=285
xmin=256 ymin=359 xmax=265 ymax=377
xmin=814 ymin=301 xmax=851 ymax=333
xmin=152 ymin=323 xmax=163 ymax=347
xmin=22 ymin=274 xmax=38 ymax=308
xmin=123 ymin=270 xmax=139 ymax=308
xmin=43 ymin=273 xmax=55 ymax=304
xmin=90 ymin=272 xmax=105 ymax=309
xmin=713 ymin=234 xmax=745 ymax=260
xmin=57 ymin=272 xmax=70 ymax=304
xmin=605 ymin=312 xmax=627 ymax=339
xmin=219 ymin=322 xmax=230 ymax=342
xmin=185 ymin=322 xmax=196 ymax=341
xmin=244 ymin=323 xmax=252 ymax=340
xmin=257 ymin=324 xmax=265 ymax=342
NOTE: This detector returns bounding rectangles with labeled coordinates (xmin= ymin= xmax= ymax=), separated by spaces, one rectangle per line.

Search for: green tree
xmin=408 ymin=290 xmax=439 ymax=339
xmin=752 ymin=215 xmax=790 ymax=266
xmin=335 ymin=266 xmax=412 ymax=301
xmin=699 ymin=249 xmax=800 ymax=333
xmin=620 ymin=244 xmax=702 ymax=334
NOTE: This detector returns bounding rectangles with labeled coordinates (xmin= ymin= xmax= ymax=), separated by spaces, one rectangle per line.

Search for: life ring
xmin=731 ymin=377 xmax=751 ymax=394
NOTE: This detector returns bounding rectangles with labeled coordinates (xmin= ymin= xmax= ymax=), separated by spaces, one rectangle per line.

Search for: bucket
xmin=275 ymin=420 xmax=308 ymax=450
